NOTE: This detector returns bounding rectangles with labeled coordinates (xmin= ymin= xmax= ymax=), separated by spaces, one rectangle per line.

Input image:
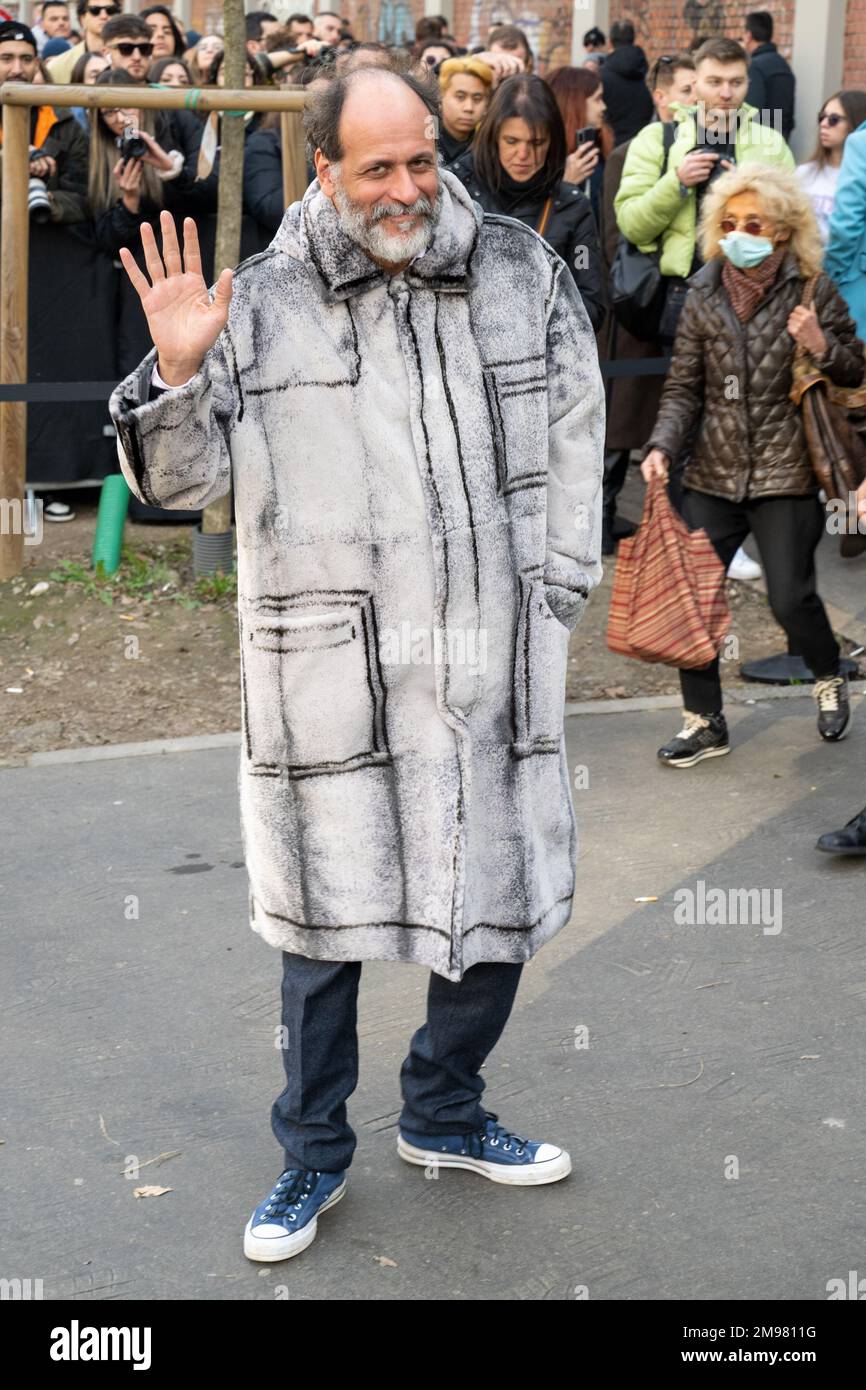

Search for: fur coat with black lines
xmin=109 ymin=168 xmax=605 ymax=981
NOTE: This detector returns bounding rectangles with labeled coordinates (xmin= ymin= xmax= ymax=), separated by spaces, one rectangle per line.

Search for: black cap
xmin=0 ymin=20 xmax=38 ymax=51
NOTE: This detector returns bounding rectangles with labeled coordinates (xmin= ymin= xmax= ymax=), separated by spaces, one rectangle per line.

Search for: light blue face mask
xmin=718 ymin=230 xmax=776 ymax=269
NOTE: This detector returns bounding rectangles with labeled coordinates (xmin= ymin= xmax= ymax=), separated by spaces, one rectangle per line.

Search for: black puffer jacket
xmin=601 ymin=44 xmax=654 ymax=146
xmin=745 ymin=43 xmax=796 ymax=141
xmin=447 ymin=150 xmax=605 ymax=332
xmin=646 ymin=253 xmax=865 ymax=501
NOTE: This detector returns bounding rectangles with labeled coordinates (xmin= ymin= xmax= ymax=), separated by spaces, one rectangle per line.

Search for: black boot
xmin=816 ymin=806 xmax=866 ymax=854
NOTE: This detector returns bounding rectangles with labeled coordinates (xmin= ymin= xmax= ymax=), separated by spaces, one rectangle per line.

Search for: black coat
xmin=745 ymin=43 xmax=796 ymax=141
xmin=243 ymin=126 xmax=284 ymax=233
xmin=601 ymin=44 xmax=654 ymax=146
xmin=446 ymin=150 xmax=605 ymax=332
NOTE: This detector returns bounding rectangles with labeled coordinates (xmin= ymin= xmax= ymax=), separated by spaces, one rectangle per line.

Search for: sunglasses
xmin=109 ymin=41 xmax=154 ymax=57
xmin=88 ymin=4 xmax=120 ymax=13
xmin=720 ymin=216 xmax=767 ymax=236
xmin=818 ymin=112 xmax=846 ymax=127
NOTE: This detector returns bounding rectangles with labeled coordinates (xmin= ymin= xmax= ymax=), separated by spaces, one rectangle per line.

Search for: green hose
xmin=92 ymin=473 xmax=130 ymax=576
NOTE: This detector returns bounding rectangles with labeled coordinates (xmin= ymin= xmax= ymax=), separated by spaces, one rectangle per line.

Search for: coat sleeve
xmin=564 ymin=196 xmax=605 ymax=333
xmin=542 ymin=259 xmax=605 ymax=630
xmin=108 ymin=312 xmax=240 ymax=511
xmin=812 ymin=272 xmax=866 ymax=387
xmin=644 ymin=287 xmax=705 ymax=460
xmin=825 ymin=130 xmax=866 ymax=285
xmin=614 ymin=122 xmax=683 ymax=248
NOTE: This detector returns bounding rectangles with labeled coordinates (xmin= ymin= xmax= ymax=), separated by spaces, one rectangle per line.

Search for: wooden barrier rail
xmin=0 ymin=83 xmax=308 ymax=579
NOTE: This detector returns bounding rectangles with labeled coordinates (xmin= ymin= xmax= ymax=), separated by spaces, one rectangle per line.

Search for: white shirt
xmin=796 ymin=160 xmax=840 ymax=244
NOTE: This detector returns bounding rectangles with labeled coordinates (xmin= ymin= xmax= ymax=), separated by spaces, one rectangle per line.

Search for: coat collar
xmin=271 ymin=167 xmax=484 ymax=303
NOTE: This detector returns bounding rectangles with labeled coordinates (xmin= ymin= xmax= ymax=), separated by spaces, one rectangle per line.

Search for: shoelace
xmin=464 ymin=1112 xmax=531 ymax=1160
xmin=260 ymin=1168 xmax=320 ymax=1220
xmin=675 ymin=710 xmax=710 ymax=740
xmin=814 ymin=677 xmax=844 ymax=712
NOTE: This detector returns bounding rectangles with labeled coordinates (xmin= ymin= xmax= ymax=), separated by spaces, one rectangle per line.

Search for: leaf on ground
xmin=133 ymin=1185 xmax=173 ymax=1198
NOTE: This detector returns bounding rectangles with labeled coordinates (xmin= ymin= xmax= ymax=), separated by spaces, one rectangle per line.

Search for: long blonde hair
xmin=698 ymin=163 xmax=824 ymax=279
xmin=87 ymin=70 xmax=165 ymax=218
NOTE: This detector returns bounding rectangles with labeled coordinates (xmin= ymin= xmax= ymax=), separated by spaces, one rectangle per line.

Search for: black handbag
xmin=609 ymin=121 xmax=677 ymax=342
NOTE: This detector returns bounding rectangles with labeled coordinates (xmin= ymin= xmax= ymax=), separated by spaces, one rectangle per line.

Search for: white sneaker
xmin=727 ymin=546 xmax=762 ymax=581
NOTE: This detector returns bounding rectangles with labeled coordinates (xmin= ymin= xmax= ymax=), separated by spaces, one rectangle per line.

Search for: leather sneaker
xmin=813 ymin=675 xmax=850 ymax=741
xmin=657 ymin=711 xmax=730 ymax=768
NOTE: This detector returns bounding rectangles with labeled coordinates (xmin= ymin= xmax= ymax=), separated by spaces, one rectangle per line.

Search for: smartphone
xmin=575 ymin=126 xmax=598 ymax=148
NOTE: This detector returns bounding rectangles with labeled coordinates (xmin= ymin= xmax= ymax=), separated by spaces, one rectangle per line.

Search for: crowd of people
xmin=3 ymin=5 xmax=866 ymax=842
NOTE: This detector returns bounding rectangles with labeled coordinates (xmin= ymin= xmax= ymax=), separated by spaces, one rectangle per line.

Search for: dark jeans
xmin=271 ymin=951 xmax=525 ymax=1173
xmin=679 ymin=489 xmax=840 ymax=714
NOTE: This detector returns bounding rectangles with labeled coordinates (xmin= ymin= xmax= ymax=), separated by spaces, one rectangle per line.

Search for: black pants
xmin=679 ymin=490 xmax=840 ymax=714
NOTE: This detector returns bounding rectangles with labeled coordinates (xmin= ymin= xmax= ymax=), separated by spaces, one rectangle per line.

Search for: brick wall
xmin=606 ymin=1 xmax=795 ymax=61
xmin=183 ymin=2 xmax=855 ymax=89
xmin=843 ymin=0 xmax=866 ymax=88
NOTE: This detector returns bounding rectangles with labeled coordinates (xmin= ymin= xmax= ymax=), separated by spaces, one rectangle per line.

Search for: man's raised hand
xmin=118 ymin=211 xmax=233 ymax=387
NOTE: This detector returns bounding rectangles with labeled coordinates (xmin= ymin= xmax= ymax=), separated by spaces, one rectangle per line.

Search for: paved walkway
xmin=2 ymin=692 xmax=864 ymax=1299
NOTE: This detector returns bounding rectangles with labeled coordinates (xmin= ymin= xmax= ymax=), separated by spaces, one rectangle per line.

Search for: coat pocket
xmin=482 ymin=356 xmax=549 ymax=497
xmin=511 ymin=569 xmax=569 ymax=758
xmin=240 ymin=589 xmax=391 ymax=777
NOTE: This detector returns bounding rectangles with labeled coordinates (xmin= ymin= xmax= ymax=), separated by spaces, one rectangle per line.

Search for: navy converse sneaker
xmin=397 ymin=1110 xmax=571 ymax=1185
xmin=243 ymin=1167 xmax=347 ymax=1262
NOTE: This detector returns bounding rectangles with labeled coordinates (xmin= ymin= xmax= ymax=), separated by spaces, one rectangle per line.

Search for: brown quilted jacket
xmin=646 ymin=252 xmax=866 ymax=500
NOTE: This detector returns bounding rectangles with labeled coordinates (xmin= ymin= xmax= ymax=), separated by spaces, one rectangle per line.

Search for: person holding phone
xmin=447 ymin=73 xmax=605 ymax=330
xmin=547 ymin=63 xmax=613 ymax=226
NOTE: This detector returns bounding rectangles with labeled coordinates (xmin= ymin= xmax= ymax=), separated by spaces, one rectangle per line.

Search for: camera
xmin=115 ymin=124 xmax=148 ymax=166
xmin=27 ymin=146 xmax=52 ymax=223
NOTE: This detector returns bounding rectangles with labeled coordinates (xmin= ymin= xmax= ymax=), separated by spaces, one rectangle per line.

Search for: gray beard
xmin=331 ymin=172 xmax=443 ymax=265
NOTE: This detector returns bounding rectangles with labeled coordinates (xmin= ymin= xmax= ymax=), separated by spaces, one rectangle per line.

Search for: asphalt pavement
xmin=2 ymin=692 xmax=865 ymax=1300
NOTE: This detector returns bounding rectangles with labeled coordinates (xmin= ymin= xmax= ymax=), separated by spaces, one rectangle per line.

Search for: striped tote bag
xmin=606 ymin=477 xmax=731 ymax=669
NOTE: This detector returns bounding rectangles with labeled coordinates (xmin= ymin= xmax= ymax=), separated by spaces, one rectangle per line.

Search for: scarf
xmin=721 ymin=243 xmax=788 ymax=322
xmin=492 ymin=160 xmax=558 ymax=214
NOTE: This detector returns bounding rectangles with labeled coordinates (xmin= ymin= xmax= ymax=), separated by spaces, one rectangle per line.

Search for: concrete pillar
xmin=571 ymin=0 xmax=609 ymax=66
xmin=790 ymin=0 xmax=845 ymax=162
xmin=425 ymin=0 xmax=453 ymax=27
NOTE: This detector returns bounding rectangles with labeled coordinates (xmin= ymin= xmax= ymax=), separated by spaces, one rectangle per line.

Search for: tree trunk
xmin=201 ymin=0 xmax=245 ymax=538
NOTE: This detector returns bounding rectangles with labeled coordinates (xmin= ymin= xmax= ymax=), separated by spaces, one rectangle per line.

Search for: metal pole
xmin=0 ymin=105 xmax=31 ymax=581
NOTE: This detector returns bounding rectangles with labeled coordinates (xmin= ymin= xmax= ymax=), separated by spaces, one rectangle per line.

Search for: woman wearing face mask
xmin=796 ymin=90 xmax=866 ymax=244
xmin=447 ymin=74 xmax=605 ymax=331
xmin=640 ymin=164 xmax=865 ymax=767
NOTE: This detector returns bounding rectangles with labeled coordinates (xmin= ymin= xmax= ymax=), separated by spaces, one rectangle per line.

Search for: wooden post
xmin=0 ymin=104 xmax=31 ymax=580
xmin=0 ymin=82 xmax=306 ymax=580
xmin=281 ymin=106 xmax=309 ymax=209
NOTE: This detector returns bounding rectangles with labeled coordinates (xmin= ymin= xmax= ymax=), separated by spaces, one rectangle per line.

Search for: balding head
xmin=306 ymin=67 xmax=444 ymax=273
xmin=304 ymin=65 xmax=440 ymax=164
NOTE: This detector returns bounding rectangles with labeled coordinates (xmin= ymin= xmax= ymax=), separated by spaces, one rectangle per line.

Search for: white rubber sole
xmin=396 ymin=1135 xmax=572 ymax=1185
xmin=243 ymin=1178 xmax=347 ymax=1262
xmin=659 ymin=744 xmax=731 ymax=769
